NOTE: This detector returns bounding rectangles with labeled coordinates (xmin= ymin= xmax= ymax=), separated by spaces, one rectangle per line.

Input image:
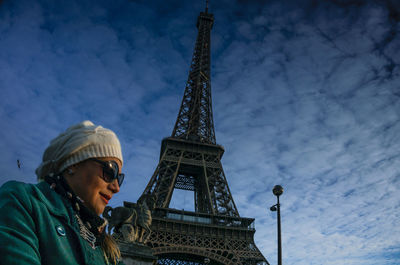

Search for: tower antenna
xmin=205 ymin=0 xmax=209 ymax=13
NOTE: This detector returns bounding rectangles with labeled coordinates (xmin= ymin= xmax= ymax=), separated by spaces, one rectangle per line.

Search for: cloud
xmin=0 ymin=0 xmax=399 ymax=264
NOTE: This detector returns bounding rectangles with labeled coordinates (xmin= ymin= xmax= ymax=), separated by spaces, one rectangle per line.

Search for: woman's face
xmin=64 ymin=157 xmax=122 ymax=215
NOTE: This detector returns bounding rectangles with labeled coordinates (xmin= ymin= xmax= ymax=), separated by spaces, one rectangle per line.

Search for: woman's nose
xmin=108 ymin=179 xmax=120 ymax=193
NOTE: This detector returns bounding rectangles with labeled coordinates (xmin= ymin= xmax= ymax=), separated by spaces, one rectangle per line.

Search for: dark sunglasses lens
xmin=117 ymin=174 xmax=125 ymax=187
xmin=102 ymin=161 xmax=119 ymax=181
xmin=103 ymin=161 xmax=124 ymax=187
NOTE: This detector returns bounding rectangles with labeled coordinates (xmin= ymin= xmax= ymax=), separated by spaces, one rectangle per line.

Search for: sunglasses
xmin=88 ymin=158 xmax=125 ymax=187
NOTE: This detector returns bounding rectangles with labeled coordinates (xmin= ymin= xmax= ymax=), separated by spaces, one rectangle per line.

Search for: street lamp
xmin=270 ymin=185 xmax=283 ymax=265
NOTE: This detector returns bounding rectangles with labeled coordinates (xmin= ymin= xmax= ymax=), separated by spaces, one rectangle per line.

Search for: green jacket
xmin=0 ymin=181 xmax=120 ymax=265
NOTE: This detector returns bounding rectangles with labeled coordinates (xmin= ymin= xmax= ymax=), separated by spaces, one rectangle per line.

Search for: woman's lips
xmin=100 ymin=193 xmax=111 ymax=204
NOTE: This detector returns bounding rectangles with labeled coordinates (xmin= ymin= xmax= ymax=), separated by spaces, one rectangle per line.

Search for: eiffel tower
xmin=137 ymin=2 xmax=268 ymax=265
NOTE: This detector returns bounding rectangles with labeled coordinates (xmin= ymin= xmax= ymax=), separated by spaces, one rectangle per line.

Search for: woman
xmin=0 ymin=121 xmax=125 ymax=265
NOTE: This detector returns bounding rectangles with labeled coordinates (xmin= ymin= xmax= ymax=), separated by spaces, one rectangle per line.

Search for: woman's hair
xmin=102 ymin=234 xmax=121 ymax=265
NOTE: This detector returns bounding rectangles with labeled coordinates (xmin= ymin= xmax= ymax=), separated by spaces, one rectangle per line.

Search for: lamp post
xmin=270 ymin=185 xmax=283 ymax=265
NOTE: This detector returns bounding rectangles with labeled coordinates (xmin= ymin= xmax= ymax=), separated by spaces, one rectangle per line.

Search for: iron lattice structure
xmin=171 ymin=10 xmax=216 ymax=145
xmin=137 ymin=6 xmax=269 ymax=265
xmin=143 ymin=138 xmax=239 ymax=217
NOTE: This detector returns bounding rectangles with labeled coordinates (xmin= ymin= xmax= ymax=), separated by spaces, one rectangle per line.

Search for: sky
xmin=0 ymin=0 xmax=399 ymax=264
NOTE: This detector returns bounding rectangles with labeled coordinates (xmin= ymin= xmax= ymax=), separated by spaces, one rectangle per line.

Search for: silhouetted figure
xmin=17 ymin=160 xmax=21 ymax=169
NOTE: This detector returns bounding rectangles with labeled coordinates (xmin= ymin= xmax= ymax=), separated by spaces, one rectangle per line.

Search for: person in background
xmin=0 ymin=120 xmax=126 ymax=265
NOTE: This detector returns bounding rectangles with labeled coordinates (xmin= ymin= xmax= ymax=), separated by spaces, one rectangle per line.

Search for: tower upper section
xmin=171 ymin=10 xmax=216 ymax=144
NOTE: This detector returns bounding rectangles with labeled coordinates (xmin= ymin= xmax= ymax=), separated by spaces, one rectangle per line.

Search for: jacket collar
xmin=34 ymin=181 xmax=72 ymax=223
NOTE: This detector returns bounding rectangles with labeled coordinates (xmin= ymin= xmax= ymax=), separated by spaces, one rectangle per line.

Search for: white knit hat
xmin=36 ymin=120 xmax=123 ymax=181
